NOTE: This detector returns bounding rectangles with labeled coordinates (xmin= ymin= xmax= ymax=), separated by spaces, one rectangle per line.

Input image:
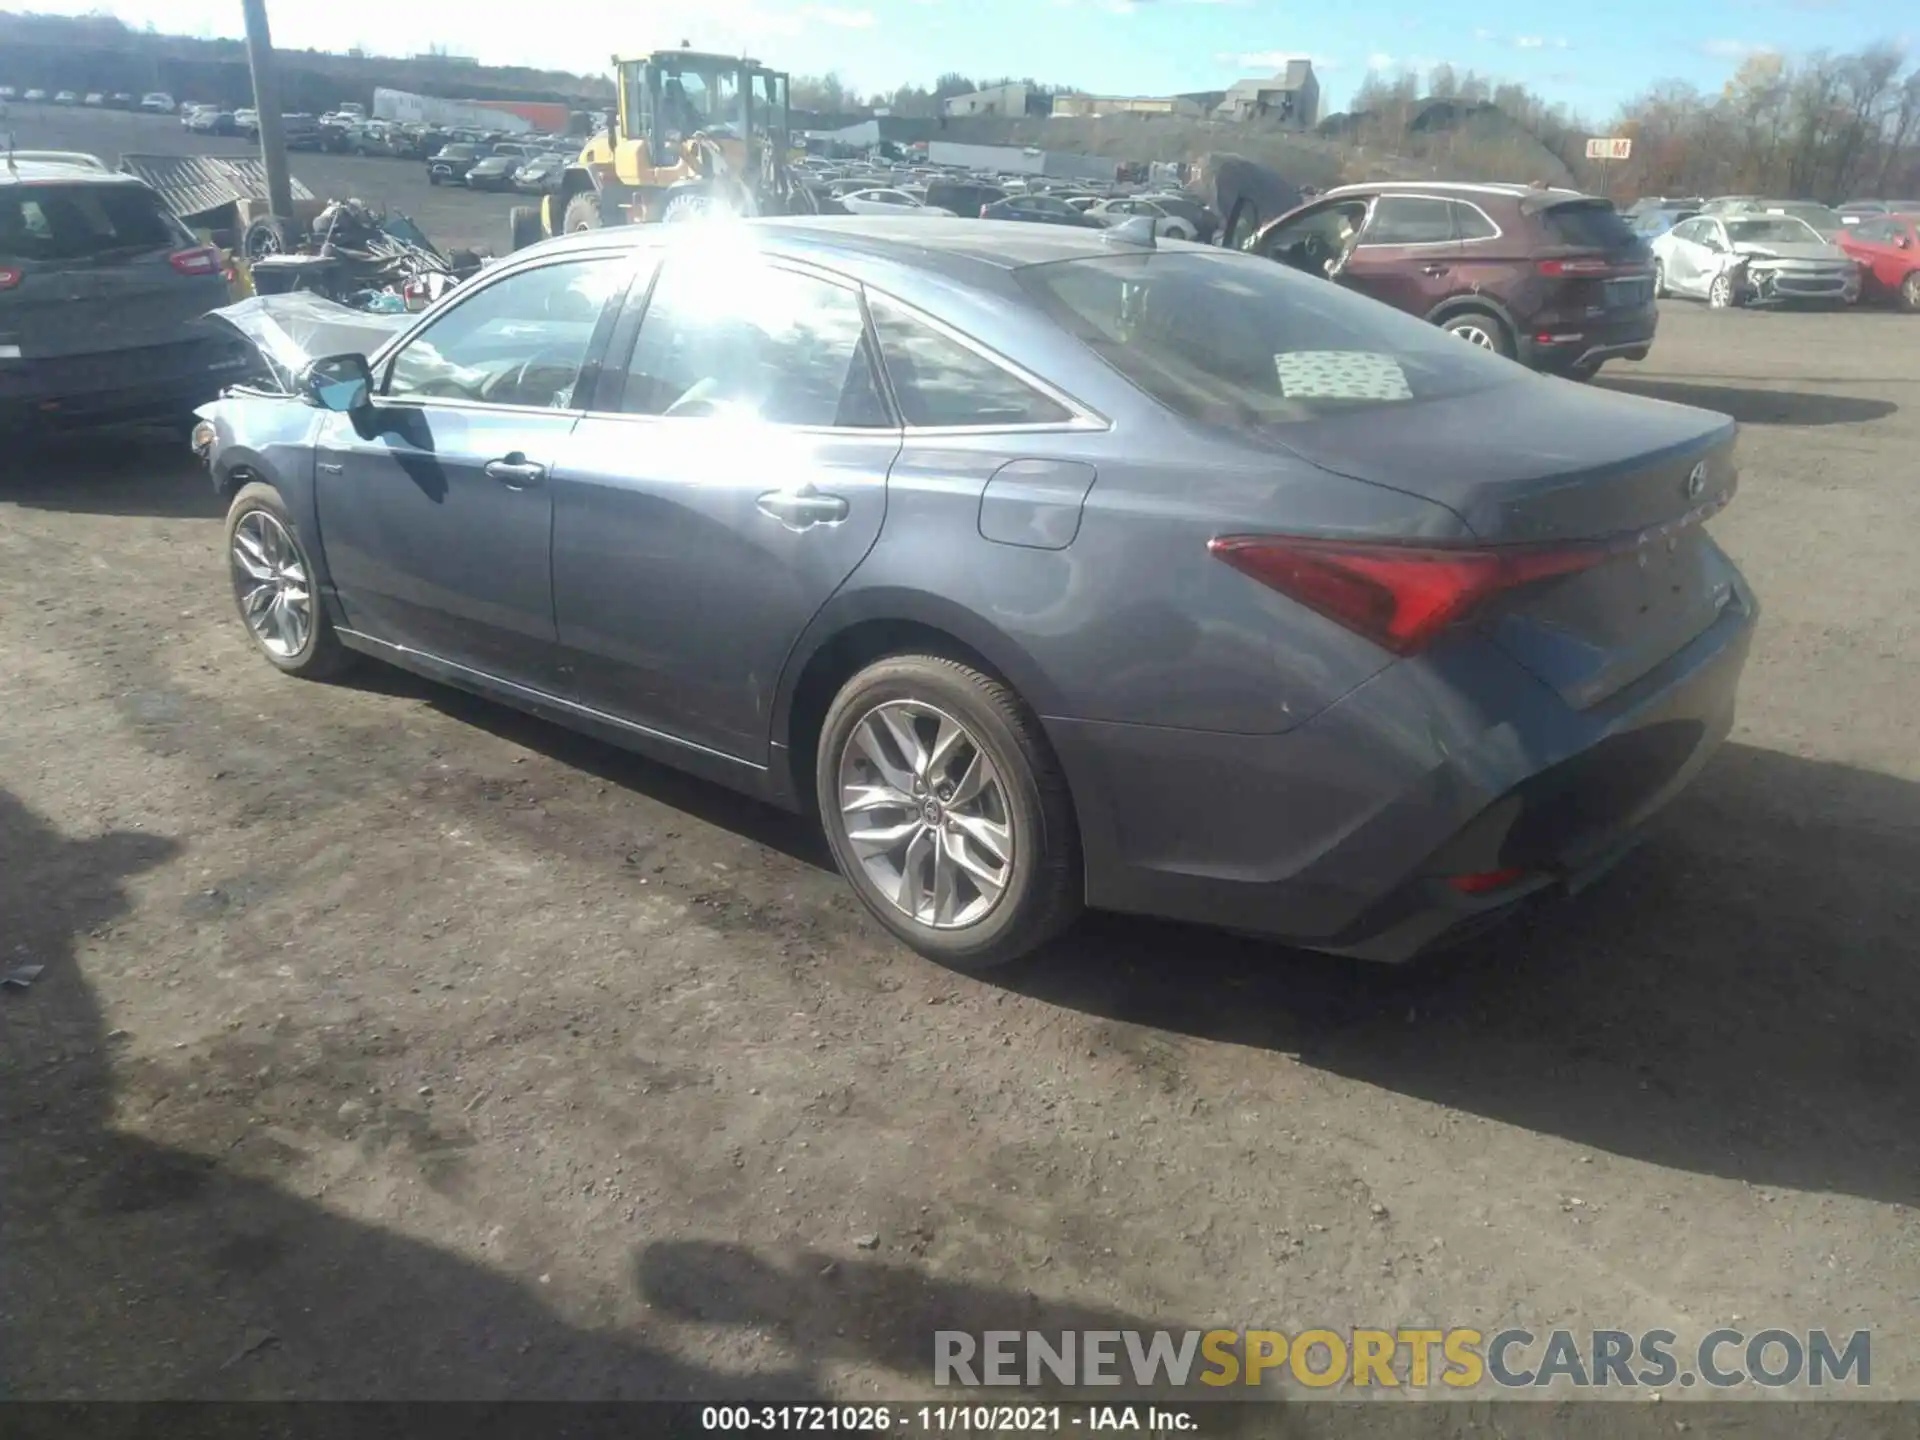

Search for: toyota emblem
xmin=1685 ymin=462 xmax=1707 ymax=500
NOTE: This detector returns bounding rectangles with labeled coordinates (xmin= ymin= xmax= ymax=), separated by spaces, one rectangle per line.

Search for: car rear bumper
xmin=1049 ymin=569 xmax=1758 ymax=963
xmin=0 ymin=339 xmax=254 ymax=432
xmin=1521 ymin=305 xmax=1658 ymax=373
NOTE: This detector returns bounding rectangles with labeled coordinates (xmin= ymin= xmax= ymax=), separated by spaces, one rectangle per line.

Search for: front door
xmin=553 ymin=253 xmax=898 ymax=760
xmin=1251 ymin=197 xmax=1372 ymax=282
xmin=1339 ymin=193 xmax=1463 ymax=315
xmin=315 ymin=252 xmax=630 ymax=690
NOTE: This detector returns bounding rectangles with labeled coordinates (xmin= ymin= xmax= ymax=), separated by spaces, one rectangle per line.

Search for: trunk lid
xmin=1275 ymin=379 xmax=1740 ymax=709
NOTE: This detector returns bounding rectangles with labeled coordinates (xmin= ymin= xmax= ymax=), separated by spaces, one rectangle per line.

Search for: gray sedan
xmin=193 ymin=218 xmax=1757 ymax=969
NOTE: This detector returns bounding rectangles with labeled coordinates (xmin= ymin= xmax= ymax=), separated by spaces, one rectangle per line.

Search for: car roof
xmin=528 ymin=215 xmax=1164 ymax=275
xmin=0 ymin=153 xmax=147 ymax=187
xmin=1321 ymin=180 xmax=1591 ymax=205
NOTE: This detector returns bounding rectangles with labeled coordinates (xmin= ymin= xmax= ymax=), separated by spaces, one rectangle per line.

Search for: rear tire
xmin=1565 ymin=360 xmax=1603 ymax=382
xmin=508 ymin=205 xmax=544 ymax=252
xmin=224 ymin=482 xmax=352 ymax=681
xmin=1652 ymin=259 xmax=1667 ymax=298
xmin=816 ymin=655 xmax=1081 ymax=971
xmin=563 ymin=192 xmax=602 ymax=234
xmin=1440 ymin=308 xmax=1513 ymax=357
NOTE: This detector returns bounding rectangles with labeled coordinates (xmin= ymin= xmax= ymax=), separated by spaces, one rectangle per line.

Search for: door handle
xmin=757 ymin=487 xmax=849 ymax=530
xmin=484 ymin=454 xmax=546 ymax=487
xmin=1421 ymin=263 xmax=1450 ymax=276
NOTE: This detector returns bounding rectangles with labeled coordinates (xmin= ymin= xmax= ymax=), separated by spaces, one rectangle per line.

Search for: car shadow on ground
xmin=1 ymin=787 xmax=1223 ymax=1407
xmin=329 ymin=646 xmax=1920 ymax=1211
xmin=3 ymin=428 xmax=221 ymax=519
xmin=1012 ymin=740 xmax=1919 ymax=1209
xmin=1596 ymin=376 xmax=1897 ymax=426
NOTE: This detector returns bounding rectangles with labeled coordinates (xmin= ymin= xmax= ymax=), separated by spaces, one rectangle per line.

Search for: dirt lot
xmin=3 ymin=106 xmax=1919 ymax=1405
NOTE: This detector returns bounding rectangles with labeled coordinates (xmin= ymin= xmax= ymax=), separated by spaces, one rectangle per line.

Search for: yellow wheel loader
xmin=509 ymin=45 xmax=816 ymax=250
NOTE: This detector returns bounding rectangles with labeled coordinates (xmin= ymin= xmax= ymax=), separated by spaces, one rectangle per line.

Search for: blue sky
xmin=32 ymin=0 xmax=1914 ymax=117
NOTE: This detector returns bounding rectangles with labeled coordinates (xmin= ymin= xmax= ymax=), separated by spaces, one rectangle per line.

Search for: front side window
xmin=620 ymin=258 xmax=887 ymax=428
xmin=1018 ymin=249 xmax=1523 ymax=434
xmin=867 ymin=296 xmax=1073 ymax=429
xmin=384 ymin=258 xmax=626 ymax=409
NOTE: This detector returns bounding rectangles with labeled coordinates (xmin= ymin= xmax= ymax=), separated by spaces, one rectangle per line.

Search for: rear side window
xmin=1538 ymin=201 xmax=1639 ymax=250
xmin=1363 ymin=196 xmax=1455 ymax=245
xmin=622 ymin=259 xmax=888 ymax=427
xmin=867 ymin=295 xmax=1072 ymax=429
xmin=1451 ymin=202 xmax=1498 ymax=240
xmin=0 ymin=183 xmax=183 ymax=262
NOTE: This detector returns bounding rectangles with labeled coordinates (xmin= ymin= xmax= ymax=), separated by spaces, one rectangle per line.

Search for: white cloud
xmin=1472 ymin=26 xmax=1498 ymax=40
xmin=1367 ymin=51 xmax=1398 ymax=70
xmin=1700 ymin=37 xmax=1778 ymax=57
xmin=1514 ymin=34 xmax=1545 ymax=47
xmin=800 ymin=5 xmax=875 ymax=25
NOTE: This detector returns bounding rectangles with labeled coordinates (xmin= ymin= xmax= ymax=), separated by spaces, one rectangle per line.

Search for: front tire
xmin=1708 ymin=272 xmax=1740 ymax=309
xmin=1652 ymin=259 xmax=1667 ymax=298
xmin=508 ymin=204 xmax=544 ymax=252
xmin=562 ymin=192 xmax=602 ymax=233
xmin=816 ymin=656 xmax=1080 ymax=971
xmin=1900 ymin=271 xmax=1920 ymax=313
xmin=224 ymin=483 xmax=351 ymax=680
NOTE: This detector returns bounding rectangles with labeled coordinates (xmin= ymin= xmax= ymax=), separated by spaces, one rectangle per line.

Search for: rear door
xmin=0 ymin=180 xmax=226 ymax=361
xmin=1340 ymin=194 xmax=1461 ymax=315
xmin=552 ymin=252 xmax=899 ymax=759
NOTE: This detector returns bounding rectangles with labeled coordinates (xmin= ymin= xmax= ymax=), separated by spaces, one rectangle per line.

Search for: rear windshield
xmin=0 ymin=183 xmax=183 ymax=262
xmin=1538 ymin=201 xmax=1639 ymax=250
xmin=439 ymin=145 xmax=480 ymax=159
xmin=1016 ymin=250 xmax=1522 ymax=434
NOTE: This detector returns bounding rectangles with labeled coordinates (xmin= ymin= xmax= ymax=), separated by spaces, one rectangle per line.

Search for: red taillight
xmin=1208 ymin=535 xmax=1609 ymax=655
xmin=0 ymin=266 xmax=21 ymax=290
xmin=1447 ymin=867 xmax=1528 ymax=895
xmin=168 ymin=245 xmax=220 ymax=276
xmin=1537 ymin=257 xmax=1616 ymax=277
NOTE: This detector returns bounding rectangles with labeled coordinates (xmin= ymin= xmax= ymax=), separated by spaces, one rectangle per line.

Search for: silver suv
xmin=1 ymin=154 xmax=249 ymax=434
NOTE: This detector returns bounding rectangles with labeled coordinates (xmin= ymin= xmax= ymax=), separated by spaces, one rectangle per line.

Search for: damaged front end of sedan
xmin=188 ymin=292 xmax=411 ymax=465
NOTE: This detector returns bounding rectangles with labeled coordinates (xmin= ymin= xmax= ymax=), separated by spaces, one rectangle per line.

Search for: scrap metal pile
xmin=242 ymin=198 xmax=487 ymax=313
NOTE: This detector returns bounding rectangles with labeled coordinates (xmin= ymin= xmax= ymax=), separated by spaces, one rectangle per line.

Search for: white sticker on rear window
xmin=0 ymin=345 xmax=21 ymax=359
xmin=1275 ymin=351 xmax=1412 ymax=402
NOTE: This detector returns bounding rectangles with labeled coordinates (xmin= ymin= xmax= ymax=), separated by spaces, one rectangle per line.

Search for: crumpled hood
xmin=1730 ymin=239 xmax=1850 ymax=264
xmin=203 ymin=292 xmax=411 ymax=392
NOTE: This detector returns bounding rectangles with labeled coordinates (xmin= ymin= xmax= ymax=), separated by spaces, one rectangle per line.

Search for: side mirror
xmin=304 ymin=353 xmax=373 ymax=412
xmin=1898 ymin=235 xmax=1912 ymax=249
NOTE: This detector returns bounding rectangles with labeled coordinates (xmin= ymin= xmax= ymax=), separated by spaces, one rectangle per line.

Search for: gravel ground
xmin=2 ymin=105 xmax=1917 ymax=1405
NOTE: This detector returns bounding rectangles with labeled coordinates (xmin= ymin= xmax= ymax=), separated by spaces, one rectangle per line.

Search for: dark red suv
xmin=1249 ymin=182 xmax=1657 ymax=379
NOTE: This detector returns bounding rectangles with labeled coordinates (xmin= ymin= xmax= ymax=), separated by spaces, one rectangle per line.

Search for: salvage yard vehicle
xmin=193 ymin=216 xmax=1755 ymax=970
xmin=1837 ymin=212 xmax=1920 ymax=311
xmin=838 ymin=188 xmax=953 ymax=217
xmin=519 ymin=45 xmax=815 ymax=249
xmin=1651 ymin=214 xmax=1860 ymax=308
xmin=1 ymin=153 xmax=252 ymax=435
xmin=1251 ymin=181 xmax=1657 ymax=380
xmin=1083 ymin=197 xmax=1200 ymax=241
xmin=427 ymin=143 xmax=491 ymax=186
xmin=139 ymin=91 xmax=175 ymax=114
xmin=464 ymin=153 xmax=524 ymax=192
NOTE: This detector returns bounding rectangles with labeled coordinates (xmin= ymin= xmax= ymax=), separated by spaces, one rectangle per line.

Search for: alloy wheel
xmin=231 ymin=509 xmax=313 ymax=658
xmin=836 ymin=700 xmax=1014 ymax=930
xmin=1709 ymin=273 xmax=1734 ymax=308
xmin=1448 ymin=321 xmax=1497 ymax=349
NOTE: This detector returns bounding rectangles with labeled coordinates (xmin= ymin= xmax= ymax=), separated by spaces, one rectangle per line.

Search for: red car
xmin=1838 ymin=213 xmax=1920 ymax=311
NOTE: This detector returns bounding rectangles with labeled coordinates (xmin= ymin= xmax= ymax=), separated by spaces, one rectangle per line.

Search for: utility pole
xmin=241 ymin=0 xmax=295 ymax=220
